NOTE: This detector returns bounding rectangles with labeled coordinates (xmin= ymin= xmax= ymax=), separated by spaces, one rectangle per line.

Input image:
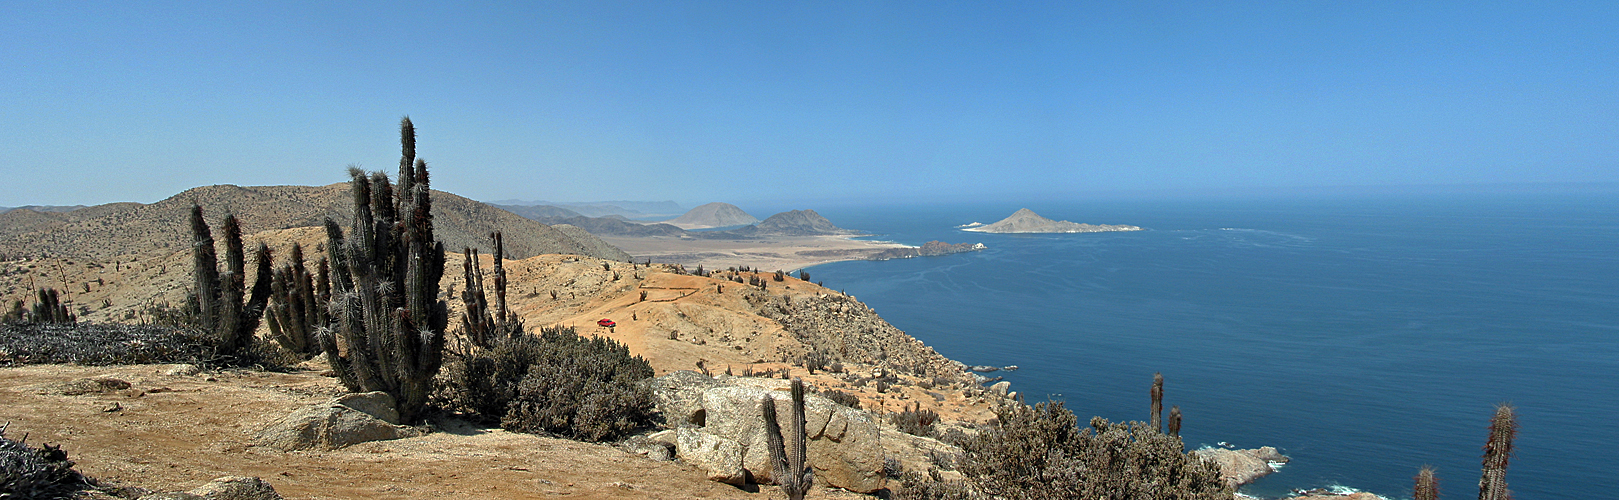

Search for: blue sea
xmin=798 ymin=188 xmax=1618 ymax=499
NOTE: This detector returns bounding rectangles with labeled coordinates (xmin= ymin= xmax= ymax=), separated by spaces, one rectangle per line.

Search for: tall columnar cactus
xmin=266 ymin=243 xmax=328 ymax=357
xmin=1478 ymin=403 xmax=1517 ymax=500
xmin=1414 ymin=465 xmax=1439 ymax=500
xmin=762 ymin=378 xmax=813 ymax=500
xmin=1151 ymin=372 xmax=1164 ymax=433
xmin=187 ymin=205 xmax=272 ymax=359
xmin=318 ymin=116 xmax=448 ymax=423
xmin=459 ymin=232 xmax=522 ymax=348
xmin=1168 ymin=405 xmax=1182 ymax=437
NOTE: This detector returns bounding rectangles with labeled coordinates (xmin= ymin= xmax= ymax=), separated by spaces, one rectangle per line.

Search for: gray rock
xmin=646 ymin=429 xmax=677 ymax=447
xmin=332 ymin=391 xmax=400 ymax=425
xmin=621 ymin=435 xmax=674 ymax=461
xmin=162 ymin=364 xmax=201 ymax=376
xmin=654 ymin=373 xmax=886 ymax=493
xmin=185 ymin=476 xmax=283 ymax=500
xmin=139 ymin=493 xmax=208 ymax=500
xmin=1193 ymin=447 xmax=1290 ymax=487
xmin=254 ymin=403 xmax=409 ymax=451
xmin=37 ymin=377 xmax=130 ymax=396
xmin=988 ymin=381 xmax=1011 ymax=397
xmin=650 ymin=370 xmax=722 ymax=428
xmin=677 ymin=427 xmax=745 ymax=485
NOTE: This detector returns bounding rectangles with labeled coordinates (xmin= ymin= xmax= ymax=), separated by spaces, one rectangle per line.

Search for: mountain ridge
xmin=0 ymin=183 xmax=631 ymax=261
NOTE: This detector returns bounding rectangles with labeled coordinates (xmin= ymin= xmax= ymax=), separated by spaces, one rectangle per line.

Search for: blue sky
xmin=3 ymin=1 xmax=1615 ymax=208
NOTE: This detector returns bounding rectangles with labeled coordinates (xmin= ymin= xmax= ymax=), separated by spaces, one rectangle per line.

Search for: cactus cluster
xmin=186 ymin=205 xmax=272 ymax=360
xmin=460 ymin=232 xmax=523 ymax=348
xmin=1408 ymin=403 xmax=1518 ymax=500
xmin=265 ymin=243 xmax=329 ymax=358
xmin=1149 ymin=372 xmax=1182 ymax=437
xmin=4 ymin=288 xmax=76 ymax=324
xmin=316 ymin=116 xmax=448 ymax=423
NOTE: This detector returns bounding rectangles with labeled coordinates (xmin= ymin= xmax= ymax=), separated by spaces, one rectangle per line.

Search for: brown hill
xmin=0 ymin=184 xmax=630 ymax=262
xmin=721 ymin=209 xmax=856 ymax=237
xmin=662 ymin=202 xmax=759 ymax=230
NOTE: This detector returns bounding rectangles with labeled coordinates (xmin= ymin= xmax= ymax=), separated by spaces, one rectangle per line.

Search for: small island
xmin=962 ymin=208 xmax=1142 ymax=234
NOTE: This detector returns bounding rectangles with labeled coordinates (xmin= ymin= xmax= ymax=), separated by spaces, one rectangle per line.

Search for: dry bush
xmin=0 ymin=424 xmax=91 ymax=498
xmin=892 ymin=402 xmax=940 ymax=437
xmin=438 ymin=326 xmax=656 ymax=442
xmin=959 ymin=400 xmax=1229 ymax=500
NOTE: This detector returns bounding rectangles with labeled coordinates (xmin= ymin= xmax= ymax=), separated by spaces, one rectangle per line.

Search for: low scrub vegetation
xmin=437 ymin=326 xmax=656 ymax=442
xmin=959 ymin=400 xmax=1227 ymax=500
xmin=0 ymin=322 xmax=214 ymax=366
xmin=891 ymin=402 xmax=939 ymax=437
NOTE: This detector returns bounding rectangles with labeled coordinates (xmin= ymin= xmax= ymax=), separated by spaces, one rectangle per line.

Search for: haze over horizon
xmin=4 ymin=2 xmax=1616 ymax=208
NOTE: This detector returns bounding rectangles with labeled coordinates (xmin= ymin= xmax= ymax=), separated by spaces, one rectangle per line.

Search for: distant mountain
xmin=663 ymin=202 xmax=759 ymax=230
xmin=724 ymin=209 xmax=857 ymax=237
xmin=488 ymin=199 xmax=682 ymax=218
xmin=0 ymin=183 xmax=632 ymax=261
xmin=535 ymin=216 xmax=687 ymax=237
xmin=962 ymin=208 xmax=1142 ymax=234
xmin=492 ymin=204 xmax=584 ymax=220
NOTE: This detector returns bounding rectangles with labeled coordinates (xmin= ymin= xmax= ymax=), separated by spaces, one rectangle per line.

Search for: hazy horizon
xmin=5 ymin=2 xmax=1616 ymax=207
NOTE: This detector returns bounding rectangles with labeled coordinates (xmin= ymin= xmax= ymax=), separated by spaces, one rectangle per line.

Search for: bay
xmin=804 ymin=190 xmax=1619 ymax=499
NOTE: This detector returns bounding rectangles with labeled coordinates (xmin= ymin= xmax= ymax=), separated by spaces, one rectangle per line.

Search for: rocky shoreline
xmin=865 ymin=241 xmax=986 ymax=261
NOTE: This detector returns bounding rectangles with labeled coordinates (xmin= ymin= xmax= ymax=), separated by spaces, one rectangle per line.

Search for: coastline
xmin=599 ymin=233 xmax=911 ymax=272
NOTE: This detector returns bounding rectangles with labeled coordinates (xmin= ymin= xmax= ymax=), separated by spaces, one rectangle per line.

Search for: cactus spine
xmin=1478 ymin=403 xmax=1517 ymax=500
xmin=1151 ymin=372 xmax=1164 ymax=433
xmin=318 ymin=116 xmax=448 ymax=423
xmin=187 ymin=205 xmax=272 ymax=359
xmin=1414 ymin=465 xmax=1439 ymax=500
xmin=762 ymin=378 xmax=813 ymax=500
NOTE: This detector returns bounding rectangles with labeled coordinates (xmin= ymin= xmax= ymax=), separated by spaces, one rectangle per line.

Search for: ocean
xmin=799 ymin=189 xmax=1618 ymax=499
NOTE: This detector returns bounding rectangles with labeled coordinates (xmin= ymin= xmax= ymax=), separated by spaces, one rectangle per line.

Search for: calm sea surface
xmin=802 ymin=191 xmax=1618 ymax=499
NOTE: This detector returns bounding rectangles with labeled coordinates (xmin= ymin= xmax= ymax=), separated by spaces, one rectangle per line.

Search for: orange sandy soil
xmin=0 ymin=363 xmax=875 ymax=500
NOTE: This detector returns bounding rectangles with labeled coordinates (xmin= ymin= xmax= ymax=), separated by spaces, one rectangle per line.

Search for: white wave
xmin=956 ymin=222 xmax=984 ymax=228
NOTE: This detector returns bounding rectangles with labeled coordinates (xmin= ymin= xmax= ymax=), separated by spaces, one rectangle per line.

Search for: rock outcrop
xmin=253 ymin=392 xmax=415 ymax=451
xmin=1192 ymin=446 xmax=1289 ymax=487
xmin=652 ymin=372 xmax=886 ymax=493
xmin=963 ymin=208 xmax=1141 ymax=234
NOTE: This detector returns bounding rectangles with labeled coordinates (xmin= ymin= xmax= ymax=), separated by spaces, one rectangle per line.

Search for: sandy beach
xmin=599 ymin=234 xmax=910 ymax=272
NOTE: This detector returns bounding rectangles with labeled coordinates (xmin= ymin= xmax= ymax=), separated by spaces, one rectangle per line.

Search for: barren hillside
xmin=0 ymin=184 xmax=631 ymax=262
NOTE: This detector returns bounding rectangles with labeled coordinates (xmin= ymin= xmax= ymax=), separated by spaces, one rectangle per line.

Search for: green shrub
xmin=959 ymin=400 xmax=1229 ymax=500
xmin=438 ymin=326 xmax=656 ymax=442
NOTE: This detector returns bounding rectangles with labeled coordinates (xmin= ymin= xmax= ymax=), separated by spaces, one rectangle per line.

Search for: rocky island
xmin=962 ymin=208 xmax=1142 ymax=234
xmin=866 ymin=240 xmax=986 ymax=261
